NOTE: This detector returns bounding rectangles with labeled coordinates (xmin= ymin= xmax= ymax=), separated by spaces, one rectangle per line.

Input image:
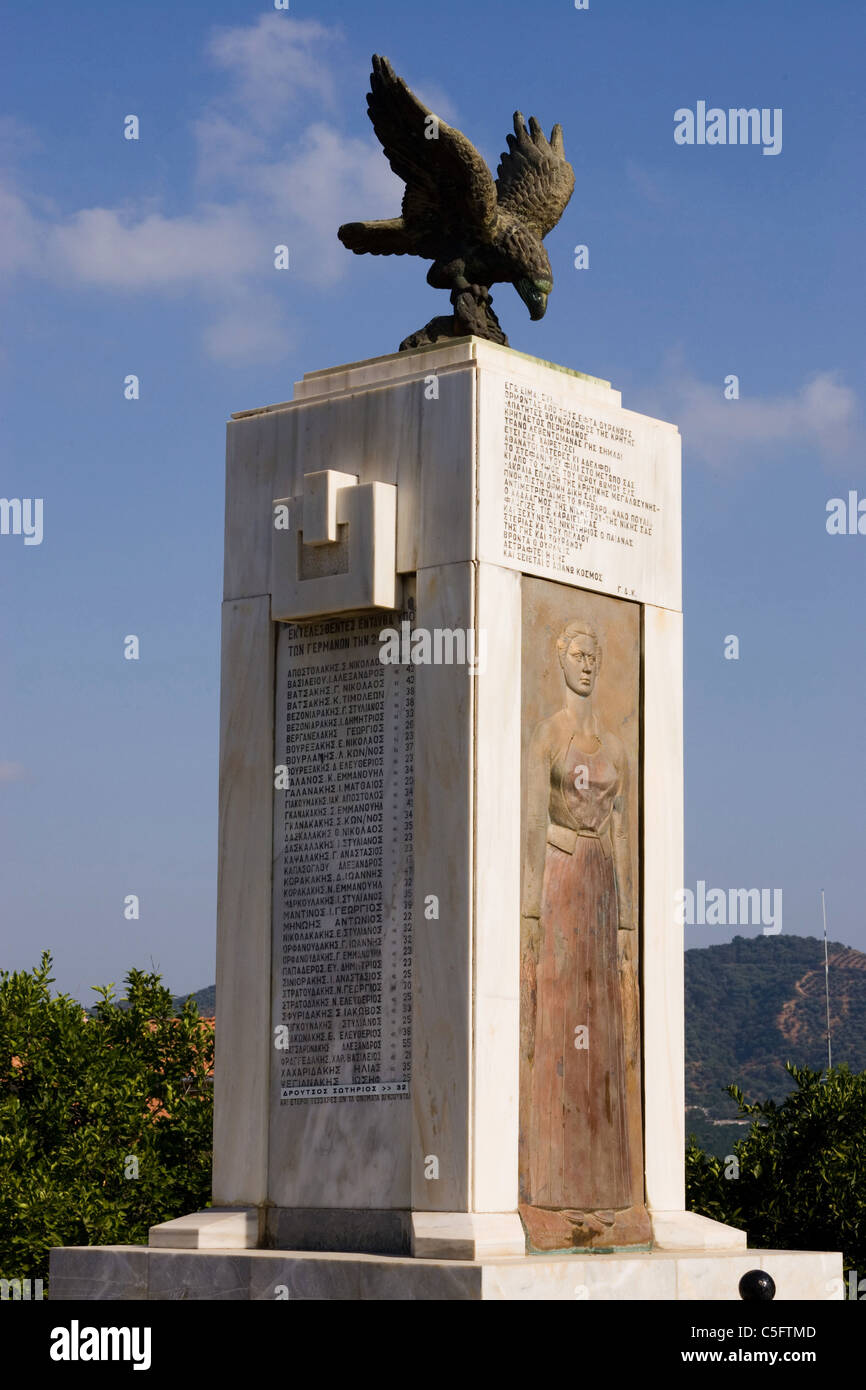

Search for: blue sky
xmin=1 ymin=0 xmax=864 ymax=1002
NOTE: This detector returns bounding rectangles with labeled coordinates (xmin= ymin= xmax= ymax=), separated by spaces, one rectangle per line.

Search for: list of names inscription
xmin=274 ymin=610 xmax=413 ymax=1103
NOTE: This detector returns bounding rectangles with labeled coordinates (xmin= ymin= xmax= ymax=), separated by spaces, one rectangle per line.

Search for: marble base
xmin=650 ymin=1210 xmax=747 ymax=1251
xmin=147 ymin=1206 xmax=746 ymax=1258
xmin=148 ymin=1208 xmax=260 ymax=1249
xmin=49 ymin=1245 xmax=842 ymax=1301
xmin=411 ymin=1212 xmax=526 ymax=1259
xmin=146 ymin=1205 xmax=748 ymax=1258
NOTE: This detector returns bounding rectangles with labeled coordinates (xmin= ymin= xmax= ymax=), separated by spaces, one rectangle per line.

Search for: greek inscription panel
xmin=272 ymin=607 xmax=414 ymax=1105
xmin=493 ymin=378 xmax=680 ymax=608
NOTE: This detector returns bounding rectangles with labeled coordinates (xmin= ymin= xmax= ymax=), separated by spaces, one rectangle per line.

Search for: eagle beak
xmin=516 ymin=277 xmax=550 ymax=320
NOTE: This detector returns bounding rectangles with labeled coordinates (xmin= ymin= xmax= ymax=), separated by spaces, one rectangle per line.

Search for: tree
xmin=686 ymin=1062 xmax=866 ymax=1276
xmin=0 ymin=953 xmax=213 ymax=1286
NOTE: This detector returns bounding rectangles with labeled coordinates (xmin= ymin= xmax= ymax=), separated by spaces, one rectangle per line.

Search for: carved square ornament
xmin=271 ymin=469 xmax=397 ymax=621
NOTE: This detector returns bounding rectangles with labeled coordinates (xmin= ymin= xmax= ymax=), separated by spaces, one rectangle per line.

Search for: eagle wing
xmin=495 ymin=113 xmax=575 ymax=238
xmin=357 ymin=54 xmax=498 ymax=256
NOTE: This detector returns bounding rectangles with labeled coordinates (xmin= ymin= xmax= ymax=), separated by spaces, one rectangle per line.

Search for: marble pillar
xmin=51 ymin=339 xmax=841 ymax=1299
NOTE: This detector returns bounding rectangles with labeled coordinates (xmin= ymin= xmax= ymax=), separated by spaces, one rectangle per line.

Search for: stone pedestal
xmin=50 ymin=340 xmax=841 ymax=1299
xmin=49 ymin=1245 xmax=842 ymax=1302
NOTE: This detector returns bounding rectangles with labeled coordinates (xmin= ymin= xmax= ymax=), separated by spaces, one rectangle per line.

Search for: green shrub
xmin=0 ymin=953 xmax=213 ymax=1285
xmin=687 ymin=1062 xmax=866 ymax=1274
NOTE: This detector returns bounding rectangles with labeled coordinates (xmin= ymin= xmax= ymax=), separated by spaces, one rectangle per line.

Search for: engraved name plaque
xmin=272 ymin=607 xmax=414 ymax=1106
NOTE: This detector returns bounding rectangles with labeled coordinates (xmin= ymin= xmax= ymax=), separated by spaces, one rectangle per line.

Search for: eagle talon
xmin=451 ymin=283 xmax=490 ymax=307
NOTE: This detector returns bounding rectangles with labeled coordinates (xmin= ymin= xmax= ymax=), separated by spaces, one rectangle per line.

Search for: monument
xmin=50 ymin=56 xmax=840 ymax=1301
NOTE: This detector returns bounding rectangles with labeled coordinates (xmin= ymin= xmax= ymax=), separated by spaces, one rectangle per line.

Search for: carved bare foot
xmin=519 ymin=1202 xmax=652 ymax=1251
xmin=565 ymin=1208 xmax=615 ymax=1237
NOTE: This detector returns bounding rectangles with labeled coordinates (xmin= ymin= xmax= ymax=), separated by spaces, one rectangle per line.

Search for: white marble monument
xmin=50 ymin=339 xmax=841 ymax=1300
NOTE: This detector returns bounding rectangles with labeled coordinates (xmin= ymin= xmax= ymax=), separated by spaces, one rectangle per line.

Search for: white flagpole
xmin=821 ymin=889 xmax=832 ymax=1071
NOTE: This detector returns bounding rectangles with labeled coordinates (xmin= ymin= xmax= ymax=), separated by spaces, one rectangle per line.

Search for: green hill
xmin=171 ymin=984 xmax=215 ymax=1016
xmin=85 ymin=983 xmax=216 ymax=1020
xmin=684 ymin=934 xmax=866 ymax=1150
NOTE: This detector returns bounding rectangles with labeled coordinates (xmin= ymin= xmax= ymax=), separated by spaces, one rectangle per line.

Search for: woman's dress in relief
xmin=520 ymin=710 xmax=650 ymax=1250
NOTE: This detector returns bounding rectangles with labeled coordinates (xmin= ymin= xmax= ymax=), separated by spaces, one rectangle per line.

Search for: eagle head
xmin=515 ymin=275 xmax=553 ymax=320
xmin=510 ymin=239 xmax=553 ymax=320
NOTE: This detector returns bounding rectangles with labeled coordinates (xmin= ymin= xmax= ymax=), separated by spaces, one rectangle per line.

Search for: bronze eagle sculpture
xmin=338 ymin=55 xmax=575 ymax=351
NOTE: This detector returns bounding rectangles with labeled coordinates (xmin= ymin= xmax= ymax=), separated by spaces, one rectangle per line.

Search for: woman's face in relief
xmin=561 ymin=633 xmax=599 ymax=697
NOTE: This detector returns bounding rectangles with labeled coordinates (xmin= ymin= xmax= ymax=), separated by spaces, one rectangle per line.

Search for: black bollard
xmin=739 ymin=1269 xmax=776 ymax=1301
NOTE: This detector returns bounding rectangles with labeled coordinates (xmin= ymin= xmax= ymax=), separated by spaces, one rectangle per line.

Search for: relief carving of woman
xmin=519 ymin=618 xmax=650 ymax=1251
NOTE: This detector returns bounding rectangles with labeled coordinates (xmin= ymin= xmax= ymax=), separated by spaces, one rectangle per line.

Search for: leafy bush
xmin=686 ymin=1062 xmax=866 ymax=1273
xmin=0 ymin=953 xmax=213 ymax=1285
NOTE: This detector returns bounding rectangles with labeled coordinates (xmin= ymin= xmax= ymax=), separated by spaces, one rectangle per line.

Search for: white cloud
xmin=251 ymin=123 xmax=401 ymax=287
xmin=205 ymin=16 xmax=340 ymax=123
xmin=193 ymin=112 xmax=264 ymax=189
xmin=635 ymin=354 xmax=861 ymax=469
xmin=411 ymin=82 xmax=460 ymax=128
xmin=47 ymin=204 xmax=262 ymax=288
xmin=0 ymin=19 xmax=423 ymax=361
xmin=798 ymin=373 xmax=858 ymax=446
xmin=0 ymin=180 xmax=40 ymax=273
